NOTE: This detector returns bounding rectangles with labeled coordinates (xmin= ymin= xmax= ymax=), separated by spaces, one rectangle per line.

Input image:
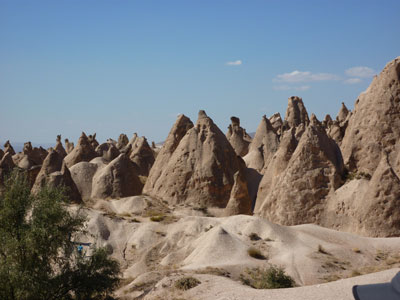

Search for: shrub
xmin=174 ymin=276 xmax=201 ymax=290
xmin=0 ymin=170 xmax=120 ymax=299
xmin=249 ymin=232 xmax=261 ymax=241
xmin=240 ymin=266 xmax=295 ymax=289
xmin=247 ymin=247 xmax=266 ymax=260
xmin=150 ymin=215 xmax=165 ymax=222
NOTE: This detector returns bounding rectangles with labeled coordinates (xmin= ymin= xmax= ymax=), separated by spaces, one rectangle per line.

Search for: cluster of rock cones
xmin=1 ymin=56 xmax=400 ymax=238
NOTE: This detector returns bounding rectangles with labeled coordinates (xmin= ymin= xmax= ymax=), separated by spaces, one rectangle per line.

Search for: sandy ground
xmin=71 ymin=195 xmax=400 ymax=299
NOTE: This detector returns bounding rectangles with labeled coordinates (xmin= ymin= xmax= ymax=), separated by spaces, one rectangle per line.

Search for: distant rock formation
xmin=224 ymin=158 xmax=252 ymax=216
xmin=64 ymin=138 xmax=74 ymax=154
xmin=95 ymin=142 xmax=120 ymax=162
xmin=64 ymin=132 xmax=98 ymax=168
xmin=324 ymin=152 xmax=400 ymax=237
xmin=226 ymin=116 xmax=252 ymax=157
xmin=128 ymin=136 xmax=155 ymax=177
xmin=32 ymin=149 xmax=81 ymax=203
xmin=69 ymin=161 xmax=99 ymax=202
xmin=284 ymin=96 xmax=310 ymax=129
xmin=54 ymin=135 xmax=67 ymax=158
xmin=91 ymin=153 xmax=143 ymax=200
xmin=4 ymin=141 xmax=15 ymax=156
xmin=144 ymin=111 xmax=250 ymax=208
xmin=12 ymin=142 xmax=47 ymax=169
xmin=341 ymin=57 xmax=400 ymax=174
xmin=117 ymin=134 xmax=129 ymax=150
xmin=256 ymin=121 xmax=344 ymax=225
xmin=143 ymin=114 xmax=193 ymax=195
xmin=244 ymin=115 xmax=279 ymax=173
xmin=269 ymin=112 xmax=283 ymax=135
xmin=88 ymin=133 xmax=99 ymax=149
xmin=0 ymin=152 xmax=15 ymax=182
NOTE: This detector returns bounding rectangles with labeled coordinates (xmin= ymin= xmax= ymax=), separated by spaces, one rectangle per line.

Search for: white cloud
xmin=345 ymin=66 xmax=375 ymax=78
xmin=344 ymin=78 xmax=362 ymax=84
xmin=226 ymin=60 xmax=242 ymax=66
xmin=274 ymin=70 xmax=340 ymax=82
xmin=273 ymin=85 xmax=311 ymax=91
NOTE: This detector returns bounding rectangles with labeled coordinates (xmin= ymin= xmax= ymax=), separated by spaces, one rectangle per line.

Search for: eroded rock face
xmin=143 ymin=114 xmax=194 ymax=195
xmin=96 ymin=142 xmax=120 ymax=162
xmin=117 ymin=134 xmax=129 ymax=150
xmin=226 ymin=116 xmax=252 ymax=157
xmin=64 ymin=139 xmax=74 ymax=154
xmin=32 ymin=149 xmax=81 ymax=203
xmin=256 ymin=122 xmax=344 ymax=225
xmin=13 ymin=142 xmax=47 ymax=169
xmin=284 ymin=96 xmax=310 ymax=129
xmin=144 ymin=111 xmax=247 ymax=208
xmin=91 ymin=154 xmax=143 ymax=200
xmin=243 ymin=115 xmax=279 ymax=173
xmin=88 ymin=133 xmax=99 ymax=149
xmin=324 ymin=153 xmax=400 ymax=237
xmin=269 ymin=112 xmax=283 ymax=135
xmin=64 ymin=132 xmax=98 ymax=168
xmin=129 ymin=137 xmax=155 ymax=177
xmin=341 ymin=57 xmax=400 ymax=174
xmin=54 ymin=135 xmax=67 ymax=158
xmin=70 ymin=161 xmax=100 ymax=202
xmin=224 ymin=159 xmax=252 ymax=216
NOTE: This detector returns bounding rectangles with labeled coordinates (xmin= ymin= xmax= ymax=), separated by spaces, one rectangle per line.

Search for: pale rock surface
xmin=64 ymin=138 xmax=74 ymax=154
xmin=254 ymin=128 xmax=298 ymax=212
xmin=91 ymin=153 xmax=143 ymax=200
xmin=64 ymin=132 xmax=98 ymax=168
xmin=88 ymin=133 xmax=99 ymax=149
xmin=341 ymin=57 xmax=400 ymax=174
xmin=95 ymin=142 xmax=120 ymax=162
xmin=324 ymin=152 xmax=400 ymax=237
xmin=129 ymin=136 xmax=155 ymax=177
xmin=32 ymin=148 xmax=81 ymax=203
xmin=143 ymin=114 xmax=194 ymax=195
xmin=144 ymin=111 xmax=246 ymax=208
xmin=243 ymin=115 xmax=279 ymax=173
xmin=54 ymin=135 xmax=67 ymax=158
xmin=117 ymin=134 xmax=129 ymax=150
xmin=256 ymin=122 xmax=344 ymax=225
xmin=226 ymin=116 xmax=251 ymax=157
xmin=70 ymin=161 xmax=100 ymax=202
xmin=284 ymin=96 xmax=310 ymax=128
xmin=269 ymin=112 xmax=283 ymax=135
xmin=224 ymin=158 xmax=252 ymax=216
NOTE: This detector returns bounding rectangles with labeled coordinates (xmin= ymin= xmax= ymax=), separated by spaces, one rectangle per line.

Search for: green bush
xmin=240 ymin=266 xmax=295 ymax=289
xmin=174 ymin=276 xmax=201 ymax=290
xmin=247 ymin=247 xmax=266 ymax=260
xmin=0 ymin=170 xmax=120 ymax=300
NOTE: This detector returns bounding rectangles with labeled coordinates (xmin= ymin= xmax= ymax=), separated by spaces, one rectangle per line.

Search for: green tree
xmin=0 ymin=170 xmax=120 ymax=300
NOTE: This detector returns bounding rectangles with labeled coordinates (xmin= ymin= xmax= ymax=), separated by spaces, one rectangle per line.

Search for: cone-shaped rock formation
xmin=64 ymin=132 xmax=98 ymax=168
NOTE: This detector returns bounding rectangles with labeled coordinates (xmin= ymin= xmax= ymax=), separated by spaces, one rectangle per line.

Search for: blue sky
xmin=1 ymin=0 xmax=399 ymax=145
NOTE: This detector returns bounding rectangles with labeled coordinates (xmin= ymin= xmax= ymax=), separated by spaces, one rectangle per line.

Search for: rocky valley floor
xmin=71 ymin=195 xmax=400 ymax=299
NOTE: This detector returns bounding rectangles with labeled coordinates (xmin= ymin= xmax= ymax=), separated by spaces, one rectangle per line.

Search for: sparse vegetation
xmin=344 ymin=170 xmax=372 ymax=181
xmin=317 ymin=244 xmax=330 ymax=255
xmin=352 ymin=247 xmax=362 ymax=254
xmin=150 ymin=215 xmax=165 ymax=222
xmin=247 ymin=247 xmax=267 ymax=260
xmin=174 ymin=277 xmax=201 ymax=290
xmin=240 ymin=266 xmax=295 ymax=289
xmin=249 ymin=232 xmax=261 ymax=241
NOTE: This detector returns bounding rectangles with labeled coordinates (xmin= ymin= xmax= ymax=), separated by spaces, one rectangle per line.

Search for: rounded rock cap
xmin=352 ymin=272 xmax=400 ymax=300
